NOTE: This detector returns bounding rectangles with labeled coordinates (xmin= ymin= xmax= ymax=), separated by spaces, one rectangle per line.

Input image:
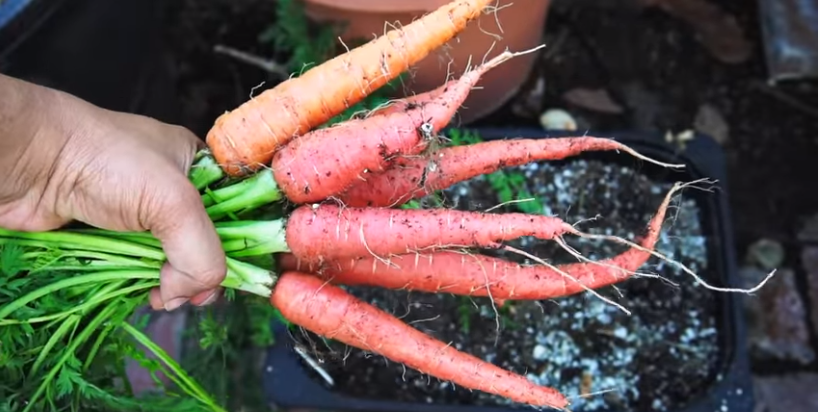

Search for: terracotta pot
xmin=302 ymin=0 xmax=551 ymax=124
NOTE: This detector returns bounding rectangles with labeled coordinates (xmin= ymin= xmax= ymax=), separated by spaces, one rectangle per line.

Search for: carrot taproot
xmin=206 ymin=0 xmax=497 ymax=176
xmin=355 ymin=46 xmax=543 ymax=121
xmin=357 ymin=45 xmax=544 ymax=120
xmin=338 ymin=137 xmax=685 ymax=207
xmin=283 ymin=203 xmax=580 ymax=262
xmin=271 ymin=270 xmax=569 ymax=409
xmin=366 ymin=61 xmax=471 ymax=119
xmin=279 ymin=181 xmax=680 ymax=300
xmin=270 ymin=49 xmax=531 ymax=204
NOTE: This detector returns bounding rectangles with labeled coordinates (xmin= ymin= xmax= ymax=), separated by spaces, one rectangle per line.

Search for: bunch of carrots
xmin=1 ymin=0 xmax=751 ymax=410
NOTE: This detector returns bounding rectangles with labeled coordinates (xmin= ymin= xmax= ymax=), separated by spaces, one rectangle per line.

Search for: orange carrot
xmin=206 ymin=0 xmax=496 ymax=176
xmin=270 ymin=50 xmax=526 ymax=204
xmin=280 ymin=181 xmax=679 ymax=299
xmin=338 ymin=137 xmax=684 ymax=207
xmin=284 ymin=204 xmax=580 ymax=262
xmin=271 ymin=270 xmax=569 ymax=409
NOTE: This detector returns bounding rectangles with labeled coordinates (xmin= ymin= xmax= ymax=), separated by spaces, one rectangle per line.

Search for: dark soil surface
xmin=291 ymin=158 xmax=722 ymax=411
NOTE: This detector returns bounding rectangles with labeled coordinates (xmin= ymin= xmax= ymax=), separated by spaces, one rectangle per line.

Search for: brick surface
xmin=741 ymin=268 xmax=815 ymax=364
xmin=801 ymin=246 xmax=817 ymax=334
xmin=754 ymin=373 xmax=818 ymax=412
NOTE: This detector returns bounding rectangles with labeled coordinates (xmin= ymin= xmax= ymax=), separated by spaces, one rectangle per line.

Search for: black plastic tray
xmin=0 ymin=0 xmax=174 ymax=122
xmin=263 ymin=128 xmax=754 ymax=412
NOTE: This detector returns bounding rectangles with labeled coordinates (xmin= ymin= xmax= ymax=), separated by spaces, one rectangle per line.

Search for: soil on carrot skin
xmin=292 ymin=159 xmax=720 ymax=411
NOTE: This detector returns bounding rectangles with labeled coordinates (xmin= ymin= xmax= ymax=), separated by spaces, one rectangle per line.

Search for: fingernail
xmin=197 ymin=290 xmax=219 ymax=306
xmin=164 ymin=297 xmax=188 ymax=311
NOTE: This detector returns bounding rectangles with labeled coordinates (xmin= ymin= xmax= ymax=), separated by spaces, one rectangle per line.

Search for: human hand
xmin=0 ymin=74 xmax=226 ymax=311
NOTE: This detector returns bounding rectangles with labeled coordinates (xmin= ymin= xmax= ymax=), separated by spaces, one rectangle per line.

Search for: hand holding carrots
xmin=0 ymin=73 xmax=225 ymax=311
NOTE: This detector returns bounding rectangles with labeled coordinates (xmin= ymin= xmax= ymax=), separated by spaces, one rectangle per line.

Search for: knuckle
xmin=169 ymin=124 xmax=201 ymax=147
xmin=150 ymin=175 xmax=200 ymax=217
xmin=197 ymin=264 xmax=227 ymax=288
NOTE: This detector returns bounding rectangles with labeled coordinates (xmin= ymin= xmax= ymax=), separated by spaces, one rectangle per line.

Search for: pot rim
xmin=301 ymin=0 xmax=471 ymax=14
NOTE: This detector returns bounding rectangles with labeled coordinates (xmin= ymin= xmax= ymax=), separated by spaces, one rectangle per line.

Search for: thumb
xmin=144 ymin=174 xmax=227 ymax=311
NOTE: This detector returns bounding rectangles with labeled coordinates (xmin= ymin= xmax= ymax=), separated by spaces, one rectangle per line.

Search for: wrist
xmin=0 ymin=74 xmax=81 ymax=202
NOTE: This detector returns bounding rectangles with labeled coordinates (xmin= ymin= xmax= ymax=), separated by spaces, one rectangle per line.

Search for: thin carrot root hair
xmin=278 ymin=180 xmax=682 ymax=311
xmin=205 ymin=0 xmax=499 ymax=176
xmin=281 ymin=178 xmax=772 ymax=312
xmin=337 ymin=136 xmax=686 ymax=208
xmin=569 ymin=179 xmax=779 ymax=294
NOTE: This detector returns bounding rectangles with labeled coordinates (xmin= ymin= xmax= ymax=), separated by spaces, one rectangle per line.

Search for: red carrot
xmin=361 ymin=46 xmax=544 ymax=121
xmin=367 ymin=73 xmax=459 ymax=118
xmin=338 ymin=137 xmax=684 ymax=207
xmin=206 ymin=0 xmax=496 ymax=176
xmin=270 ymin=50 xmax=531 ymax=204
xmin=279 ymin=181 xmax=680 ymax=300
xmin=284 ymin=203 xmax=580 ymax=262
xmin=368 ymin=88 xmax=447 ymax=118
xmin=271 ymin=270 xmax=569 ymax=409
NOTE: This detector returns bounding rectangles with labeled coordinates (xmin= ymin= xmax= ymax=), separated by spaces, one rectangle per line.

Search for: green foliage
xmin=0 ymin=243 xmax=215 ymax=412
xmin=456 ymin=297 xmax=474 ymax=334
xmin=0 ymin=242 xmax=26 ymax=277
xmin=258 ymin=0 xmax=338 ymax=76
xmin=179 ymin=292 xmax=281 ymax=412
xmin=258 ymin=0 xmax=404 ymax=127
xmin=400 ymin=200 xmax=423 ymax=210
xmin=455 ymin=296 xmax=519 ymax=334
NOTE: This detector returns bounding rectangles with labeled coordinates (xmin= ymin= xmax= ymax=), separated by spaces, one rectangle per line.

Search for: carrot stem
xmin=214 ymin=220 xmax=290 ymax=257
xmin=203 ymin=169 xmax=283 ymax=219
xmin=189 ymin=149 xmax=226 ymax=190
xmin=0 ymin=229 xmax=166 ymax=260
xmin=0 ymin=231 xmax=280 ymax=304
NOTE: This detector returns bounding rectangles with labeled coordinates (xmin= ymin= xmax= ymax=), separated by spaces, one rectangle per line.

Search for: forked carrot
xmin=271 ymin=270 xmax=569 ymax=409
xmin=279 ymin=181 xmax=680 ymax=300
xmin=283 ymin=204 xmax=580 ymax=262
xmin=206 ymin=0 xmax=497 ymax=176
xmin=338 ymin=137 xmax=685 ymax=207
xmin=270 ymin=49 xmax=531 ymax=203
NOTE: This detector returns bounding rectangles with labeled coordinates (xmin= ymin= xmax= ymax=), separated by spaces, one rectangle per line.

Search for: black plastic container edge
xmin=263 ymin=128 xmax=754 ymax=412
xmin=1 ymin=0 xmax=177 ymax=124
